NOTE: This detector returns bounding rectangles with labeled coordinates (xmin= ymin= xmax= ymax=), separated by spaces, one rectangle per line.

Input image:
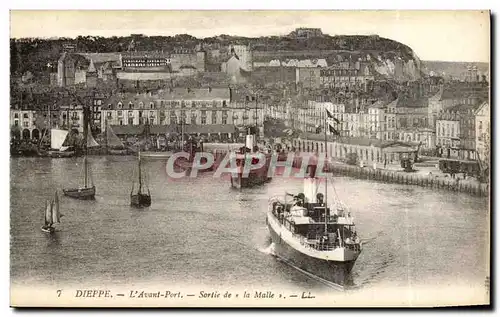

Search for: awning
xmin=383 ymin=145 xmax=418 ymax=153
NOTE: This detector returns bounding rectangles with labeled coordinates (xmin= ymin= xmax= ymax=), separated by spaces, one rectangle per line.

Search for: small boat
xmin=41 ymin=191 xmax=62 ymax=233
xmin=63 ymin=122 xmax=99 ymax=200
xmin=130 ymin=151 xmax=151 ymax=208
xmin=48 ymin=128 xmax=75 ymax=158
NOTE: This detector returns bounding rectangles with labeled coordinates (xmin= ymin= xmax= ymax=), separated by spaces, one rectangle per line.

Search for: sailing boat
xmin=106 ymin=122 xmax=129 ymax=155
xmin=48 ymin=128 xmax=75 ymax=158
xmin=130 ymin=151 xmax=151 ymax=208
xmin=62 ymin=123 xmax=99 ymax=200
xmin=41 ymin=191 xmax=62 ymax=233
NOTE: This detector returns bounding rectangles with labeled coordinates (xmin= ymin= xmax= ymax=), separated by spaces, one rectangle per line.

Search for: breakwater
xmin=325 ymin=161 xmax=489 ymax=198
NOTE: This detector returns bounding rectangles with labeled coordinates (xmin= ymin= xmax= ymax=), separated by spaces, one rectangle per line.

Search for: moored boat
xmin=230 ymin=133 xmax=272 ymax=189
xmin=63 ymin=118 xmax=99 ymax=200
xmin=130 ymin=151 xmax=151 ymax=208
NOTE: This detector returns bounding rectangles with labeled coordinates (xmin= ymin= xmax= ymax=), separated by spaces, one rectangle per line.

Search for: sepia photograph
xmin=8 ymin=9 xmax=491 ymax=308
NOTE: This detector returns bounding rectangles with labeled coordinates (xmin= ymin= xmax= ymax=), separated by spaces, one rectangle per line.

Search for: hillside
xmin=11 ymin=33 xmax=425 ymax=82
xmin=422 ymin=60 xmax=489 ymax=79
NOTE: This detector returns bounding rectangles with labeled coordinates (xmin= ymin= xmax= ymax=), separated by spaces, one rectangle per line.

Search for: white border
xmin=2 ymin=1 xmax=497 ymax=316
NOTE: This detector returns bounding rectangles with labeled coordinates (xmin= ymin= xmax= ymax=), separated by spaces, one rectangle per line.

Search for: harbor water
xmin=10 ymin=156 xmax=489 ymax=296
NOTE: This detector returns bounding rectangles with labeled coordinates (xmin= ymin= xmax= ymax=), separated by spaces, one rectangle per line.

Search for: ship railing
xmin=292 ymin=233 xmax=338 ymax=251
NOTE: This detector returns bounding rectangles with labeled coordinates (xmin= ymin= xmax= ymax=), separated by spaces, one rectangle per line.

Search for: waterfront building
xmin=101 ymin=88 xmax=250 ymax=140
xmin=475 ymin=102 xmax=490 ymax=164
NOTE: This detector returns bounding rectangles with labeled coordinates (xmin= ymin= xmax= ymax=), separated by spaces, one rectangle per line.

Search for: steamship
xmin=267 ymin=156 xmax=362 ymax=288
xmin=229 ymin=130 xmax=272 ymax=189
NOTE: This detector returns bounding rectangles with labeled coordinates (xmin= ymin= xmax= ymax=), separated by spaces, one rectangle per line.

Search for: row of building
xmin=11 ymin=82 xmax=490 ymax=163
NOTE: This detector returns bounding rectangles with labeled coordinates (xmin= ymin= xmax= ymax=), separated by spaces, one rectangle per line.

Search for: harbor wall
xmin=324 ymin=161 xmax=489 ymax=198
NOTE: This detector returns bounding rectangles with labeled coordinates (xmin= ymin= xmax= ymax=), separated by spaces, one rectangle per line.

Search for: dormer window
xmin=117 ymin=102 xmax=123 ymax=109
xmin=128 ymin=102 xmax=133 ymax=109
xmin=149 ymin=102 xmax=154 ymax=109
xmin=139 ymin=102 xmax=144 ymax=109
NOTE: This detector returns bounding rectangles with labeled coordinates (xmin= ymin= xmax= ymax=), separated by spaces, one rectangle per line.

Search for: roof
xmin=121 ymin=51 xmax=170 ymax=58
xmin=110 ymin=125 xmax=144 ymax=135
xmin=103 ymin=88 xmax=230 ymax=106
xmin=109 ymin=124 xmax=236 ymax=135
xmin=76 ymin=53 xmax=122 ymax=65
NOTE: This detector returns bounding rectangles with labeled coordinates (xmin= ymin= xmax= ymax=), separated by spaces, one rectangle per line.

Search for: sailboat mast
xmin=84 ymin=155 xmax=88 ymax=188
xmin=138 ymin=151 xmax=142 ymax=193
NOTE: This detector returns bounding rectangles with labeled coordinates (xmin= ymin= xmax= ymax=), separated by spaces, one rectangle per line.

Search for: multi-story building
xmin=121 ymin=51 xmax=171 ymax=70
xmin=436 ymin=110 xmax=460 ymax=157
xmin=296 ymin=68 xmax=321 ymax=89
xmin=384 ymin=99 xmax=397 ymax=141
xmin=367 ymin=101 xmax=386 ymax=140
xmin=436 ymin=103 xmax=483 ymax=160
xmin=475 ymin=102 xmax=490 ymax=164
xmin=229 ymin=45 xmax=252 ymax=71
xmin=320 ymin=66 xmax=374 ymax=90
xmin=58 ymin=104 xmax=85 ymax=133
xmin=10 ymin=109 xmax=36 ymax=139
xmin=101 ymin=88 xmax=237 ymax=136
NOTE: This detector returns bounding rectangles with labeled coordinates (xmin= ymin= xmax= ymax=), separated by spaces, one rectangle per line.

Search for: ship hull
xmin=107 ymin=148 xmax=129 ymax=155
xmin=130 ymin=193 xmax=151 ymax=208
xmin=63 ymin=186 xmax=96 ymax=200
xmin=231 ymin=171 xmax=271 ymax=189
xmin=41 ymin=226 xmax=55 ymax=233
xmin=48 ymin=150 xmax=75 ymax=158
xmin=174 ymin=157 xmax=213 ymax=172
xmin=267 ymin=217 xmax=355 ymax=288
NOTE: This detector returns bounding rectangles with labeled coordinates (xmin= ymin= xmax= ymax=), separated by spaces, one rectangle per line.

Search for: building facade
xmin=475 ymin=102 xmax=490 ymax=164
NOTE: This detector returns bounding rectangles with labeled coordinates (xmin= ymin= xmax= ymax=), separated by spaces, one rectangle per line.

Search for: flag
xmin=328 ymin=124 xmax=340 ymax=135
xmin=326 ymin=109 xmax=340 ymax=124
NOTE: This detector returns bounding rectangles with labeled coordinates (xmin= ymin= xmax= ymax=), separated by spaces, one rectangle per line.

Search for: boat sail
xmin=106 ymin=122 xmax=128 ymax=155
xmin=41 ymin=191 xmax=61 ymax=233
xmin=63 ymin=122 xmax=98 ymax=200
xmin=130 ymin=151 xmax=151 ymax=208
xmin=49 ymin=128 xmax=75 ymax=157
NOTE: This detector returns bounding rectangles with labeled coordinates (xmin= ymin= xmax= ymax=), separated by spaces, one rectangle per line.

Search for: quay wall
xmin=324 ymin=161 xmax=489 ymax=198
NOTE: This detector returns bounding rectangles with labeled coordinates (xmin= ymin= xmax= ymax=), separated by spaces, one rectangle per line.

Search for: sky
xmin=9 ymin=10 xmax=490 ymax=63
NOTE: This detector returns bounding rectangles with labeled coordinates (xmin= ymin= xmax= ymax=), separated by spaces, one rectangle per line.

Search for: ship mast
xmin=323 ymin=109 xmax=328 ymax=235
xmin=138 ymin=151 xmax=142 ymax=194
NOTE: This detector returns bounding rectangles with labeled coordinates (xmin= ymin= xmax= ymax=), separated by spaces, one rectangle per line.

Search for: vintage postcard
xmin=9 ymin=10 xmax=491 ymax=308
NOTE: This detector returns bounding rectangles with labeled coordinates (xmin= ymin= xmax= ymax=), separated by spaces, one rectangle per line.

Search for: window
xmin=14 ymin=113 xmax=18 ymax=119
xmin=223 ymin=100 xmax=227 ymax=107
xmin=479 ymin=121 xmax=483 ymax=130
xmin=149 ymin=111 xmax=155 ymax=118
xmin=23 ymin=113 xmax=28 ymax=119
xmin=119 ymin=120 xmax=123 ymax=125
xmin=23 ymin=121 xmax=28 ymax=127
xmin=201 ymin=116 xmax=206 ymax=124
xmin=14 ymin=120 xmax=18 ymax=127
xmin=117 ymin=110 xmax=123 ymax=117
xmin=222 ymin=117 xmax=227 ymax=125
xmin=128 ymin=118 xmax=133 ymax=125
xmin=210 ymin=113 xmax=216 ymax=124
xmin=107 ymin=112 xmax=112 ymax=118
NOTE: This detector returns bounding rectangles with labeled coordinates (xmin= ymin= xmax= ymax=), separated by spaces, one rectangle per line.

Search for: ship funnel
xmin=304 ymin=178 xmax=319 ymax=203
xmin=245 ymin=134 xmax=255 ymax=150
xmin=304 ymin=154 xmax=319 ymax=203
